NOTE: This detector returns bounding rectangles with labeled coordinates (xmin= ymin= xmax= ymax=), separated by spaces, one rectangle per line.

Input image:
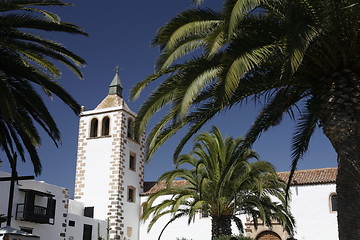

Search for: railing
xmin=16 ymin=204 xmax=53 ymax=224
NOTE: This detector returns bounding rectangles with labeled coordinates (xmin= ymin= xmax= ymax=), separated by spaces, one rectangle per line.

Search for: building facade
xmin=139 ymin=168 xmax=338 ymax=240
xmin=74 ymin=70 xmax=145 ymax=240
xmin=0 ymin=171 xmax=106 ymax=240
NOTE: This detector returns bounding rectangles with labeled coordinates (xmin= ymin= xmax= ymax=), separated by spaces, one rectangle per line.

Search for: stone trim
xmin=245 ymin=218 xmax=290 ymax=240
xmin=74 ymin=118 xmax=87 ymax=199
xmin=87 ymin=135 xmax=112 ymax=140
xmin=106 ymin=112 xmax=126 ymax=240
xmin=81 ymin=107 xmax=136 ymax=119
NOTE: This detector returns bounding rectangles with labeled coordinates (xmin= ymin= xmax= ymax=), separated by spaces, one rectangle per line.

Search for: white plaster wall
xmin=139 ymin=195 xmax=212 ymax=240
xmin=122 ymin=138 xmax=142 ymax=240
xmin=68 ymin=199 xmax=85 ymax=216
xmin=139 ymin=195 xmax=244 ymax=240
xmin=66 ymin=213 xmax=107 ymax=240
xmin=289 ymin=184 xmax=338 ymax=240
xmin=79 ymin=112 xmax=114 ymax=220
xmin=0 ymin=171 xmax=11 ymax=219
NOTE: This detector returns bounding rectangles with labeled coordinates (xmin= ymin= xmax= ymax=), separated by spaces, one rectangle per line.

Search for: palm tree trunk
xmin=211 ymin=215 xmax=232 ymax=239
xmin=317 ymin=70 xmax=360 ymax=240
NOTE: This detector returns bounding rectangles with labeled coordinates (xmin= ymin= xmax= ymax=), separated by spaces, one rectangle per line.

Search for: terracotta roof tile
xmin=141 ymin=167 xmax=337 ymax=195
xmin=141 ymin=180 xmax=189 ymax=196
xmin=277 ymin=167 xmax=337 ymax=185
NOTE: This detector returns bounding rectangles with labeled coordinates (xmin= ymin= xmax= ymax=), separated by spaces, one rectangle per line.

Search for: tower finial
xmin=114 ymin=65 xmax=119 ymax=74
xmin=109 ymin=65 xmax=123 ymax=97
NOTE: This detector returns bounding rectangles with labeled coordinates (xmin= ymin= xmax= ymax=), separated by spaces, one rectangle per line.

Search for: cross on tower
xmin=114 ymin=65 xmax=119 ymax=74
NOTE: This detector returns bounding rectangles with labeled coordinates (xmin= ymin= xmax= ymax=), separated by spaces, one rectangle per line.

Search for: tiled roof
xmin=277 ymin=167 xmax=337 ymax=185
xmin=141 ymin=167 xmax=337 ymax=195
xmin=141 ymin=180 xmax=189 ymax=196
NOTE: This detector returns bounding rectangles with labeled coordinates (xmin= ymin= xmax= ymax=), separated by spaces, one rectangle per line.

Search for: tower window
xmin=90 ymin=118 xmax=98 ymax=137
xmin=127 ymin=118 xmax=134 ymax=139
xmin=101 ymin=116 xmax=110 ymax=136
xmin=330 ymin=193 xmax=337 ymax=212
xmin=69 ymin=220 xmax=75 ymax=227
xmin=129 ymin=154 xmax=136 ymax=171
xmin=128 ymin=186 xmax=136 ymax=203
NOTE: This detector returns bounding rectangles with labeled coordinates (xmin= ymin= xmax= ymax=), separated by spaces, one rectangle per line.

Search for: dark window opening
xmin=20 ymin=227 xmax=33 ymax=234
xmin=84 ymin=207 xmax=94 ymax=218
xmin=83 ymin=224 xmax=92 ymax=240
xmin=90 ymin=118 xmax=98 ymax=137
xmin=101 ymin=117 xmax=110 ymax=136
xmin=331 ymin=194 xmax=338 ymax=212
xmin=16 ymin=190 xmax=56 ymax=225
xmin=69 ymin=220 xmax=75 ymax=227
xmin=127 ymin=118 xmax=134 ymax=139
xmin=129 ymin=155 xmax=136 ymax=171
xmin=128 ymin=187 xmax=135 ymax=203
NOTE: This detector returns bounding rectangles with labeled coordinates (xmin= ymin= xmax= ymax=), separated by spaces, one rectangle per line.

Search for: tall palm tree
xmin=142 ymin=127 xmax=294 ymax=240
xmin=0 ymin=0 xmax=87 ymax=175
xmin=131 ymin=0 xmax=360 ymax=239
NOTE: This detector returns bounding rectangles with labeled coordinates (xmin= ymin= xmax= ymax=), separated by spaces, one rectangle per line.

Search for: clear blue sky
xmin=0 ymin=0 xmax=337 ymax=193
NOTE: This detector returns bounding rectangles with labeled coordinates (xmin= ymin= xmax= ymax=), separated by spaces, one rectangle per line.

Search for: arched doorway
xmin=256 ymin=231 xmax=281 ymax=240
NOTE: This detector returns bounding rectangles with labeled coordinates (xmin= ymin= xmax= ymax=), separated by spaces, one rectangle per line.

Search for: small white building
xmin=0 ymin=171 xmax=106 ymax=240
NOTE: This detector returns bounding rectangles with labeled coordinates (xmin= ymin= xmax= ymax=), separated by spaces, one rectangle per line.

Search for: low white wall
xmin=139 ymin=195 xmax=243 ymax=240
xmin=66 ymin=213 xmax=107 ymax=240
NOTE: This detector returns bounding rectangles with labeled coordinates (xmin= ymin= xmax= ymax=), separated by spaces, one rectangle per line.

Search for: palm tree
xmin=142 ymin=127 xmax=294 ymax=240
xmin=0 ymin=0 xmax=87 ymax=175
xmin=131 ymin=1 xmax=360 ymax=239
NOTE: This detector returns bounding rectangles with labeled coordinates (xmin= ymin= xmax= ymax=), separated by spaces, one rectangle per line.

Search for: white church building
xmin=0 ymin=71 xmax=338 ymax=240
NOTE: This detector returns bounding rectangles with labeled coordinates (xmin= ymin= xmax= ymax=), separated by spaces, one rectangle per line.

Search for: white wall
xmin=66 ymin=213 xmax=106 ymax=240
xmin=68 ymin=199 xmax=85 ymax=216
xmin=78 ymin=111 xmax=113 ymax=221
xmin=122 ymin=138 xmax=143 ymax=240
xmin=139 ymin=195 xmax=245 ymax=240
xmin=290 ymin=184 xmax=337 ymax=240
xmin=139 ymin=183 xmax=338 ymax=240
xmin=139 ymin=195 xmax=212 ymax=240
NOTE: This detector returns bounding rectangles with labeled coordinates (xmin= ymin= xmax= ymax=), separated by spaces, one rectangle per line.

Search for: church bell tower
xmin=74 ymin=69 xmax=145 ymax=240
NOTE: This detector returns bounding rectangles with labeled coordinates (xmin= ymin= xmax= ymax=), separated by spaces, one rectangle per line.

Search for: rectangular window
xmin=84 ymin=206 xmax=94 ymax=218
xmin=129 ymin=154 xmax=136 ymax=171
xmin=20 ymin=227 xmax=33 ymax=234
xmin=331 ymin=194 xmax=338 ymax=212
xmin=128 ymin=187 xmax=136 ymax=203
xmin=69 ymin=220 xmax=76 ymax=227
